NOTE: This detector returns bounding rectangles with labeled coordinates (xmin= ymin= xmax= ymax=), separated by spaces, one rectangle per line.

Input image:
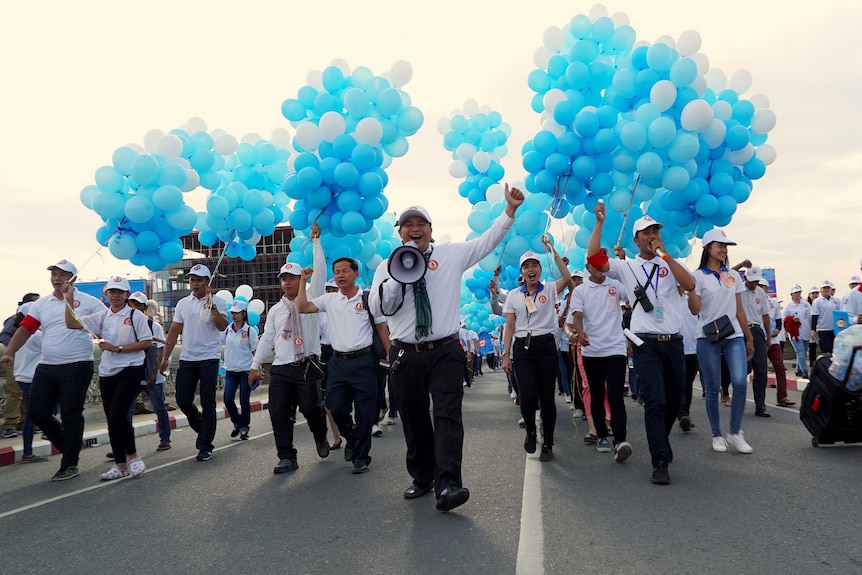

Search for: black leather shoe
xmin=230 ymin=428 xmax=240 ymax=438
xmin=754 ymin=410 xmax=771 ymax=418
xmin=539 ymin=445 xmax=554 ymax=462
xmin=651 ymin=462 xmax=670 ymax=485
xmin=273 ymin=459 xmax=298 ymax=474
xmin=344 ymin=438 xmax=357 ymax=462
xmin=316 ymin=441 xmax=331 ymax=459
xmin=403 ymin=481 xmax=434 ymax=499
xmin=351 ymin=460 xmax=369 ymax=474
xmin=524 ymin=432 xmax=537 ymax=454
xmin=436 ymin=486 xmax=470 ymax=511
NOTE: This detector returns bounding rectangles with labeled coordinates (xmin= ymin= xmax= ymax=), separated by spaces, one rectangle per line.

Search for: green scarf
xmin=414 ymin=250 xmax=432 ymax=339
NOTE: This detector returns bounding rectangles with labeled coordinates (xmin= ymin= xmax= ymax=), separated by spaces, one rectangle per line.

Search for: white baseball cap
xmin=758 ymin=278 xmax=768 ymax=288
xmin=519 ymin=251 xmax=541 ymax=267
xmin=820 ymin=280 xmax=835 ymax=289
xmin=397 ymin=206 xmax=432 ymax=227
xmin=325 ymin=278 xmax=338 ymax=289
xmin=47 ymin=259 xmax=77 ymax=275
xmin=229 ymin=301 xmax=247 ymax=313
xmin=104 ymin=276 xmax=131 ymax=292
xmin=188 ymin=264 xmax=212 ymax=278
xmin=279 ymin=262 xmax=302 ymax=277
xmin=571 ymin=269 xmax=584 ymax=278
xmin=790 ymin=284 xmax=802 ymax=294
xmin=745 ymin=266 xmax=764 ymax=283
xmin=849 ymin=275 xmax=861 ymax=285
xmin=129 ymin=291 xmax=148 ymax=304
xmin=701 ymin=228 xmax=737 ymax=247
xmin=632 ymin=215 xmax=663 ymax=236
xmin=809 ymin=286 xmax=819 ymax=293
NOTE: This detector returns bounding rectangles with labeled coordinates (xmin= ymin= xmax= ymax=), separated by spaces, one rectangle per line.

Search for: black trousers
xmin=582 ymin=355 xmax=628 ymax=444
xmin=391 ymin=339 xmax=464 ymax=497
xmin=327 ymin=351 xmax=377 ymax=466
xmin=512 ymin=334 xmax=558 ymax=447
xmin=269 ymin=361 xmax=328 ymax=461
xmin=175 ymin=359 xmax=219 ymax=452
xmin=100 ymin=365 xmax=145 ymax=464
xmin=29 ymin=361 xmax=93 ymax=470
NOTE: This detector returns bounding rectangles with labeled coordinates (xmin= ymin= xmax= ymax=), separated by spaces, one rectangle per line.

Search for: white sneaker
xmin=712 ymin=436 xmax=728 ymax=452
xmin=613 ymin=441 xmax=632 ymax=463
xmin=371 ymin=425 xmax=383 ymax=437
xmin=573 ymin=409 xmax=584 ymax=418
xmin=510 ymin=390 xmax=517 ymax=399
xmin=565 ymin=395 xmax=572 ymax=404
xmin=726 ymin=431 xmax=753 ymax=454
xmin=384 ymin=417 xmax=396 ymax=425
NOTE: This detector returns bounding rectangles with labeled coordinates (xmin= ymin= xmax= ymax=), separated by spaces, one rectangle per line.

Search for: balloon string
xmin=65 ymin=299 xmax=98 ymax=339
xmin=615 ymin=175 xmax=641 ymax=248
xmin=209 ymin=233 xmax=235 ymax=287
xmin=682 ymin=217 xmax=702 ymax=266
xmin=76 ymin=217 xmax=129 ymax=277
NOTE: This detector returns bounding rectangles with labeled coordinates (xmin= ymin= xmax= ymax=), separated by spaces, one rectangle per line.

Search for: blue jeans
xmin=557 ymin=351 xmax=572 ymax=397
xmin=18 ymin=381 xmax=35 ymax=456
xmin=697 ymin=337 xmax=748 ymax=436
xmin=223 ymin=370 xmax=251 ymax=430
xmin=142 ymin=383 xmax=171 ymax=442
xmin=790 ymin=339 xmax=809 ymax=376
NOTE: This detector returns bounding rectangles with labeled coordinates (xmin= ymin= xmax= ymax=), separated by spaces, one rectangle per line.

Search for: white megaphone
xmin=388 ymin=241 xmax=427 ymax=284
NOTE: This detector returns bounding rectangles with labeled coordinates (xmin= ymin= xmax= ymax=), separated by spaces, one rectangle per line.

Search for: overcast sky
xmin=1 ymin=0 xmax=860 ymax=313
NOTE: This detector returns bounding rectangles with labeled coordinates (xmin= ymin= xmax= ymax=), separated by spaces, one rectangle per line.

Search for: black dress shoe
xmin=273 ymin=459 xmax=298 ymax=474
xmin=403 ymin=481 xmax=434 ymax=499
xmin=524 ymin=431 xmax=537 ymax=454
xmin=344 ymin=438 xmax=357 ymax=462
xmin=351 ymin=460 xmax=369 ymax=474
xmin=316 ymin=441 xmax=331 ymax=459
xmin=754 ymin=410 xmax=771 ymax=418
xmin=230 ymin=428 xmax=240 ymax=438
xmin=436 ymin=486 xmax=470 ymax=512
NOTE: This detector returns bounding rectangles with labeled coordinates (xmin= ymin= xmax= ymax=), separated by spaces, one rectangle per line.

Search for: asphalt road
xmin=0 ymin=371 xmax=860 ymax=575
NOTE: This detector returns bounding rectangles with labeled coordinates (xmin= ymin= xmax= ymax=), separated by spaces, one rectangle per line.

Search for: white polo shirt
xmin=151 ymin=321 xmax=167 ymax=384
xmin=370 ymin=211 xmax=513 ymax=343
xmin=812 ymin=295 xmax=840 ymax=331
xmin=569 ymin=277 xmax=627 ymax=357
xmin=679 ymin=293 xmax=698 ymax=355
xmin=844 ymin=288 xmax=862 ymax=324
xmin=740 ymin=283 xmax=770 ymax=331
xmin=79 ymin=305 xmax=152 ymax=376
xmin=13 ymin=330 xmax=42 ymax=383
xmin=503 ymin=282 xmax=559 ymax=338
xmin=605 ymin=256 xmax=686 ymax=335
xmin=173 ymin=293 xmax=228 ymax=361
xmin=319 ymin=312 xmax=331 ymax=346
xmin=783 ymin=300 xmax=812 ymax=341
xmin=25 ymin=290 xmax=105 ymax=365
xmin=766 ymin=297 xmax=785 ymax=345
xmin=692 ymin=267 xmax=745 ymax=340
xmin=221 ymin=322 xmax=259 ymax=371
xmin=310 ymin=288 xmax=383 ymax=353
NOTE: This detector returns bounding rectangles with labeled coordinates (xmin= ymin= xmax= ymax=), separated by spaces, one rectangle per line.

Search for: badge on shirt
xmin=525 ymin=296 xmax=538 ymax=315
xmin=720 ymin=272 xmax=735 ymax=288
xmin=655 ymin=306 xmax=665 ymax=322
xmin=294 ymin=337 xmax=303 ymax=346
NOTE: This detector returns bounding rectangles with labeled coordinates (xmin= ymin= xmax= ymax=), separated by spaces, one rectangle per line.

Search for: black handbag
xmin=704 ymin=314 xmax=735 ymax=343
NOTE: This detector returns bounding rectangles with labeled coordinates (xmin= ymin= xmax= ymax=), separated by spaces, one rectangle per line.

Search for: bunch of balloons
xmin=522 ymin=6 xmax=776 ymax=257
xmin=281 ymin=60 xmax=423 ymax=237
xmin=214 ymin=284 xmax=265 ymax=329
xmin=439 ymin=100 xmax=511 ymax=205
xmin=81 ymin=118 xmax=294 ymax=270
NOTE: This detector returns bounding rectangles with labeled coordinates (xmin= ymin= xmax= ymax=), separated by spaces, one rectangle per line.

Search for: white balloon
xmin=462 ymin=99 xmax=479 ymax=117
xmin=541 ymin=119 xmax=566 ymax=137
xmin=472 ymin=152 xmax=491 ymax=173
xmin=712 ymin=100 xmax=733 ymax=121
xmin=680 ymin=99 xmax=714 ymax=132
xmin=235 ymin=284 xmax=254 ymax=300
xmin=215 ymin=290 xmax=233 ymax=304
xmin=156 ymin=134 xmax=183 ymax=161
xmin=318 ymin=111 xmax=346 ymax=142
xmin=144 ymin=129 xmax=165 ymax=153
xmin=649 ymin=80 xmax=677 ymax=112
xmin=305 ymin=69 xmax=323 ymax=91
xmin=749 ymin=93 xmax=771 ymax=111
xmin=389 ymin=60 xmax=413 ymax=87
xmin=330 ymin=58 xmax=351 ymax=76
xmin=436 ymin=117 xmax=451 ymax=136
xmin=533 ymin=46 xmax=552 ymax=69
xmin=248 ymin=298 xmax=265 ymax=314
xmin=486 ymin=184 xmax=504 ymax=203
xmin=182 ymin=169 xmax=199 ymax=192
xmin=286 ymin=154 xmax=297 ymax=173
xmin=241 ymin=132 xmax=263 ymax=143
xmin=705 ymin=69 xmax=727 ymax=92
xmin=728 ymin=69 xmax=753 ymax=95
xmin=354 ymin=117 xmax=383 ymax=145
xmin=750 ymin=109 xmax=777 ymax=134
xmin=185 ymin=117 xmax=208 ymax=134
xmin=455 ymin=143 xmax=476 ymax=162
xmin=677 ymin=29 xmax=702 ymax=56
xmin=449 ymin=160 xmax=468 ymax=179
xmin=294 ymin=122 xmax=322 ymax=151
xmin=588 ymin=3 xmax=608 ymax=18
xmin=692 ymin=53 xmax=710 ymax=75
xmin=610 ymin=11 xmax=629 ymax=26
xmin=702 ymin=119 xmax=727 ymax=149
xmin=214 ymin=134 xmax=239 ymax=156
xmin=269 ymin=127 xmax=292 ymax=148
xmin=542 ymin=89 xmax=567 ymax=113
xmin=724 ymin=144 xmax=755 ymax=165
xmin=691 ymin=75 xmax=707 ymax=97
xmin=543 ymin=26 xmax=565 ymax=52
xmin=655 ymin=35 xmax=676 ymax=49
xmin=755 ymin=144 xmax=777 ymax=166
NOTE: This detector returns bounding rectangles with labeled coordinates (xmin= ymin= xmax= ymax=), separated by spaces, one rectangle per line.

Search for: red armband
xmin=20 ymin=315 xmax=40 ymax=334
xmin=586 ymin=250 xmax=609 ymax=270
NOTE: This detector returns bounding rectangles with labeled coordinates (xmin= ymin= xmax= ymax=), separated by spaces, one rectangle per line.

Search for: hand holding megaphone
xmin=388 ymin=241 xmax=427 ymax=284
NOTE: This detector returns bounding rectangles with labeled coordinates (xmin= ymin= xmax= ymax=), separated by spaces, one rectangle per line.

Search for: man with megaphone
xmin=369 ymin=183 xmax=524 ymax=512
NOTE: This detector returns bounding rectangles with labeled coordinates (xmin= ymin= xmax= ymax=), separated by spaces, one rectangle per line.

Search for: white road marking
xmin=516 ymin=454 xmax=544 ymax=575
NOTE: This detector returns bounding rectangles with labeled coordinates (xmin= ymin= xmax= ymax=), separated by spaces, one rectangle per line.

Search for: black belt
xmin=392 ymin=334 xmax=459 ymax=353
xmin=634 ymin=333 xmax=683 ymax=342
xmin=333 ymin=345 xmax=373 ymax=359
xmin=748 ymin=323 xmax=762 ymax=329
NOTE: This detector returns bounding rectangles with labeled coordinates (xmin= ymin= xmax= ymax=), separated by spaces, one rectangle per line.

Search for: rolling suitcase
xmin=800 ymin=347 xmax=862 ymax=447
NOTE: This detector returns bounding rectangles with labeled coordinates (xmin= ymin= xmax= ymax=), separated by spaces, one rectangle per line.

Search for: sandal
xmin=100 ymin=465 xmax=130 ymax=481
xmin=330 ymin=439 xmax=343 ymax=450
xmin=128 ymin=457 xmax=146 ymax=478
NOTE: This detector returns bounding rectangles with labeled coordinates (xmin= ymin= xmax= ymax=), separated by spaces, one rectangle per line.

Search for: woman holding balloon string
xmin=221 ymin=300 xmax=259 ymax=440
xmin=502 ymin=236 xmax=572 ymax=462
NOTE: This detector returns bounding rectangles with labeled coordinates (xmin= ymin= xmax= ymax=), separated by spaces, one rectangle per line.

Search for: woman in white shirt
xmin=63 ymin=277 xmax=152 ymax=480
xmin=502 ymin=237 xmax=571 ymax=462
xmin=221 ymin=300 xmax=259 ymax=440
xmin=687 ymin=230 xmax=755 ymax=454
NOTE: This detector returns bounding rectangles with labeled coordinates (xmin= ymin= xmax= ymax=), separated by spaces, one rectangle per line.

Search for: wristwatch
xmin=118 ymin=345 xmax=124 ymax=353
